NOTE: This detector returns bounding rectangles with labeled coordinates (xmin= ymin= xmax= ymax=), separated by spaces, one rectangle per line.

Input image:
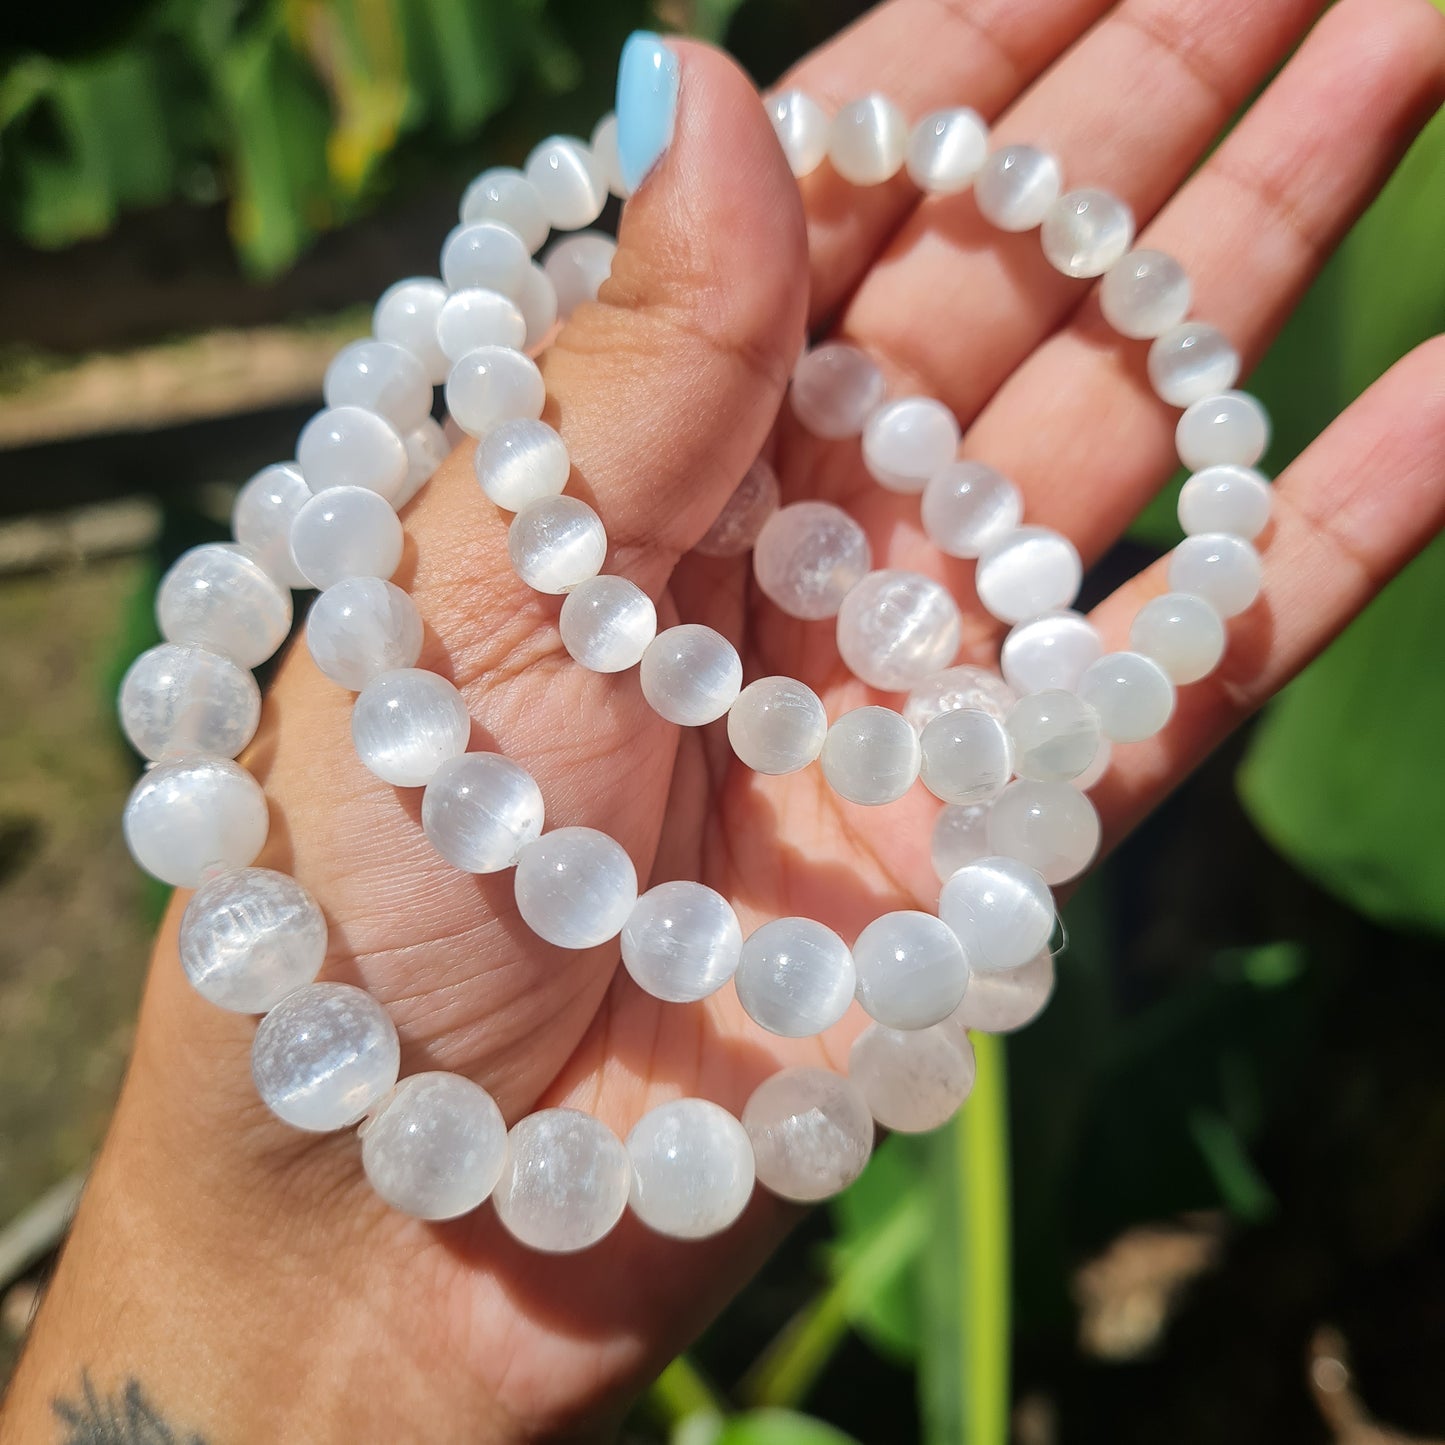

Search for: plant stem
xmin=648 ymin=1355 xmax=727 ymax=1429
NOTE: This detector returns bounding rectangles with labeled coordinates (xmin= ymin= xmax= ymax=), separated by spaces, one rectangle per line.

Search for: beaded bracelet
xmin=116 ymin=70 xmax=1271 ymax=1251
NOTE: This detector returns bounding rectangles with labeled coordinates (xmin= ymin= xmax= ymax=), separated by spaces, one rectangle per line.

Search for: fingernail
xmin=617 ymin=31 xmax=680 ymax=195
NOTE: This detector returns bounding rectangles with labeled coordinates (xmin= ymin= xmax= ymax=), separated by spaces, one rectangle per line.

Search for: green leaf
xmin=712 ymin=1409 xmax=862 ymax=1445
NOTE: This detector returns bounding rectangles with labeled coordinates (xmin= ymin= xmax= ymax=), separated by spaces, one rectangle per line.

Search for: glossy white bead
xmin=939 ymin=855 xmax=1055 ymax=974
xmin=119 ymin=643 xmax=260 ymax=762
xmin=440 ymin=220 xmax=529 ymax=299
xmin=767 ymin=90 xmax=830 ymax=178
xmin=861 ymin=397 xmax=960 ymax=494
xmin=853 ymin=910 xmax=969 ymax=1031
xmin=508 ymin=495 xmax=607 ymax=594
xmin=975 ymin=145 xmax=1062 ymax=231
xmin=373 ymin=276 xmax=450 ymax=384
xmin=178 ymin=867 xmax=326 ymax=1013
xmin=513 ymin=827 xmax=637 ymax=949
xmin=1175 ymin=391 xmax=1270 ymax=471
xmin=590 ymin=113 xmax=627 ymax=198
xmin=952 ymin=947 xmax=1054 ymax=1033
xmin=904 ymin=664 xmax=1017 ymax=731
xmin=1129 ymin=592 xmax=1226 ymax=684
xmin=921 ymin=461 xmax=1024 ymax=559
xmin=1041 ymin=188 xmax=1134 ymax=278
xmin=422 ymin=753 xmax=544 ymax=873
xmin=544 ymin=232 xmax=617 ymax=320
xmin=559 ymin=574 xmax=657 ymax=672
xmin=906 ymin=107 xmax=988 ymax=193
xmin=474 ymin=418 xmax=570 ymax=512
xmin=727 ymin=676 xmax=827 ymax=775
xmin=836 ymin=569 xmax=961 ymax=693
xmin=517 ymin=262 xmax=559 ymax=349
xmin=253 ymin=983 xmax=399 ymax=1133
xmin=523 ymin=136 xmax=606 ymax=232
xmin=493 ymin=1109 xmax=631 ymax=1252
xmin=290 ymin=486 xmax=403 ymax=590
xmin=821 ymin=705 xmax=921 ymax=805
xmin=123 ymin=757 xmax=268 ymax=886
xmin=850 ymin=1022 xmax=976 ymax=1133
xmin=987 ymin=779 xmax=1100 ymax=885
xmin=621 ymin=881 xmax=742 ymax=1003
xmin=1148 ymin=323 xmax=1241 ymax=409
xmin=919 ymin=707 xmax=1013 ymax=805
xmin=640 ymin=624 xmax=742 ymax=726
xmin=1006 ymin=690 xmax=1101 ymax=781
xmin=362 ymin=1072 xmax=507 ymax=1221
xmin=351 ymin=668 xmax=471 ymax=787
xmin=459 ymin=166 xmax=550 ymax=252
xmin=1000 ymin=610 xmax=1103 ymax=695
xmin=445 ymin=346 xmax=545 ymax=437
xmin=736 ymin=917 xmax=856 ymax=1038
xmin=931 ymin=802 xmax=992 ymax=881
xmin=297 ymin=405 xmax=409 ymax=503
xmin=1177 ymin=464 xmax=1272 ymax=540
xmin=791 ymin=344 xmax=886 ymax=441
xmin=828 ymin=94 xmax=907 ymax=185
xmin=976 ymin=526 xmax=1083 ymax=625
xmin=1168 ymin=532 xmax=1262 ymax=617
xmin=754 ymin=501 xmax=872 ymax=620
xmin=743 ymin=1067 xmax=874 ymax=1203
xmin=695 ymin=458 xmax=781 ymax=558
xmin=1077 ymin=651 xmax=1176 ymax=743
xmin=627 ymin=1098 xmax=755 ymax=1240
xmin=231 ymin=462 xmax=310 ymax=589
xmin=397 ymin=419 xmax=449 ymax=509
xmin=156 ymin=544 xmax=292 ymax=669
xmin=1099 ymin=249 xmax=1191 ymax=339
xmin=306 ymin=578 xmax=423 ymax=690
xmin=436 ymin=288 xmax=527 ymax=362
xmin=323 ymin=339 xmax=432 ymax=435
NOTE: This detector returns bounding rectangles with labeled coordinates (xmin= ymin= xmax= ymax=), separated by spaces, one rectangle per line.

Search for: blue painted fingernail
xmin=617 ymin=31 xmax=680 ymax=195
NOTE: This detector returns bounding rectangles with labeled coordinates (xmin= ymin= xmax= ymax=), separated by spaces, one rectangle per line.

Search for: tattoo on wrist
xmin=52 ymin=1372 xmax=205 ymax=1445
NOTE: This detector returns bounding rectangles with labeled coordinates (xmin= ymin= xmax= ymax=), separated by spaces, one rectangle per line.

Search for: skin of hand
xmin=5 ymin=0 xmax=1445 ymax=1440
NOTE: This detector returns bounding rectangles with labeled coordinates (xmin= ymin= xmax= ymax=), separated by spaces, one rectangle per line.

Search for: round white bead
xmin=440 ymin=220 xmax=530 ymax=298
xmin=305 ymin=577 xmax=423 ymax=690
xmin=904 ymin=664 xmax=1017 ymax=731
xmin=836 ymin=569 xmax=961 ymax=693
xmin=828 ymin=94 xmax=907 ymax=185
xmin=373 ymin=276 xmax=450 ymax=384
xmin=559 ymin=574 xmax=657 ymax=673
xmin=445 ymin=346 xmax=545 ymax=437
xmin=544 ymin=232 xmax=617 ymax=320
xmin=1130 ymin=591 xmax=1226 ymax=684
xmin=1177 ymin=464 xmax=1272 ymax=540
xmin=987 ymin=779 xmax=1100 ymax=885
xmin=1077 ymin=651 xmax=1176 ymax=743
xmin=508 ymin=495 xmax=607 ymax=594
xmin=743 ymin=1067 xmax=874 ymax=1203
xmin=727 ymin=676 xmax=827 ymax=775
xmin=791 ymin=344 xmax=886 ymax=440
xmin=513 ymin=827 xmax=637 ymax=949
xmin=919 ymin=707 xmax=1013 ymax=806
xmin=938 ymin=855 xmax=1055 ymax=973
xmin=297 ymin=405 xmax=409 ymax=503
xmin=474 ymin=417 xmax=570 ymax=512
xmin=459 ymin=166 xmax=549 ymax=252
xmin=952 ymin=947 xmax=1054 ymax=1033
xmin=523 ymin=136 xmax=606 ymax=232
xmin=695 ymin=458 xmax=781 ymax=558
xmin=767 ymin=89 xmax=830 ymax=178
xmin=252 ymin=983 xmax=399 ymax=1133
xmin=621 ymin=881 xmax=741 ymax=1003
xmin=156 ymin=543 xmax=292 ymax=669
xmin=422 ymin=752 xmax=544 ymax=872
xmin=119 ymin=643 xmax=260 ymax=762
xmin=853 ymin=910 xmax=969 ymax=1031
xmin=493 ymin=1108 xmax=631 ymax=1252
xmin=517 ymin=262 xmax=559 ymax=349
xmin=1148 ymin=323 xmax=1241 ymax=409
xmin=590 ymin=113 xmax=628 ymax=198
xmin=1041 ymin=188 xmax=1134 ymax=278
xmin=323 ymin=339 xmax=432 ymax=435
xmin=974 ymin=145 xmax=1062 ymax=231
xmin=1168 ymin=532 xmax=1262 ymax=617
xmin=976 ymin=526 xmax=1083 ymax=625
xmin=231 ymin=462 xmax=310 ymax=588
xmin=931 ymin=802 xmax=992 ymax=881
xmin=1000 ymin=610 xmax=1102 ymax=695
xmin=627 ymin=1098 xmax=755 ymax=1240
xmin=753 ymin=500 xmax=872 ymax=620
xmin=179 ymin=866 xmax=325 ymax=1013
xmin=1006 ymin=690 xmax=1101 ymax=781
xmin=436 ymin=287 xmax=527 ymax=362
xmin=921 ymin=460 xmax=1023 ymax=559
xmin=850 ymin=1021 xmax=976 ymax=1133
xmin=821 ymin=705 xmax=921 ymax=805
xmin=906 ymin=107 xmax=988 ymax=193
xmin=362 ymin=1072 xmax=507 ymax=1221
xmin=640 ymin=624 xmax=742 ymax=726
xmin=1175 ymin=391 xmax=1270 ymax=471
xmin=290 ymin=486 xmax=403 ymax=590
xmin=351 ymin=668 xmax=471 ymax=787
xmin=124 ymin=757 xmax=268 ymax=886
xmin=397 ymin=418 xmax=450 ymax=509
xmin=736 ymin=917 xmax=856 ymax=1038
xmin=861 ymin=397 xmax=960 ymax=494
xmin=1075 ymin=737 xmax=1113 ymax=792
xmin=1099 ymin=249 xmax=1191 ymax=339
